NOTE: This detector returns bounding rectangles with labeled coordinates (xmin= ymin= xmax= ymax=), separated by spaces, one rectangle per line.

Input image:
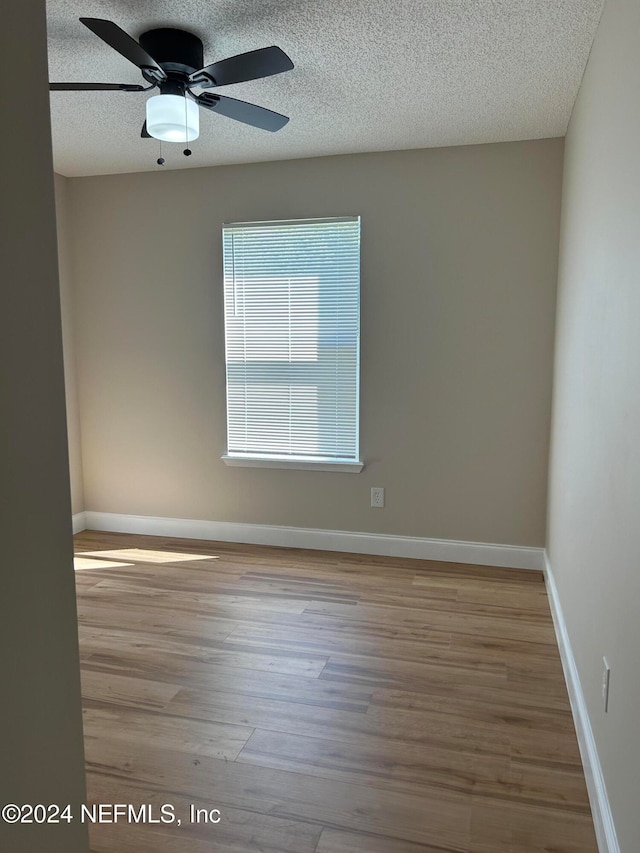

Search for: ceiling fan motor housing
xmin=139 ymin=28 xmax=204 ymax=77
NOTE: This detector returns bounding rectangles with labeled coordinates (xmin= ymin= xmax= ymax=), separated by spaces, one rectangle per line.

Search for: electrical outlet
xmin=602 ymin=657 xmax=611 ymax=712
xmin=371 ymin=487 xmax=385 ymax=508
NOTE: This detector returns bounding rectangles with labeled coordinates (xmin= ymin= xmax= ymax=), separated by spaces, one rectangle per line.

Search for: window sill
xmin=221 ymin=455 xmax=364 ymax=473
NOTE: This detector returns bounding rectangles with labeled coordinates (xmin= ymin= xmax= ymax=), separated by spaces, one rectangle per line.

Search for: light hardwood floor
xmin=74 ymin=530 xmax=598 ymax=853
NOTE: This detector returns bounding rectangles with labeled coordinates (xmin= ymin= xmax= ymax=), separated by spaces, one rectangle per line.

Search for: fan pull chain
xmin=157 ymin=139 xmax=165 ymax=167
xmin=183 ymin=94 xmax=192 ymax=157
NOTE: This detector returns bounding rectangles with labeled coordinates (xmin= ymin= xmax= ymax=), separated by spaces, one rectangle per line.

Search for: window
xmin=222 ymin=216 xmax=362 ymax=472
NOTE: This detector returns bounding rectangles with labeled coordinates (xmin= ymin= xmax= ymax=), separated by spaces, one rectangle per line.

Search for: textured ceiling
xmin=46 ymin=0 xmax=603 ymax=177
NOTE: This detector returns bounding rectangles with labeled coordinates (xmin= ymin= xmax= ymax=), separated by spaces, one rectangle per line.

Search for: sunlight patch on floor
xmin=76 ymin=549 xmax=220 ymax=564
xmin=74 ymin=557 xmax=135 ymax=571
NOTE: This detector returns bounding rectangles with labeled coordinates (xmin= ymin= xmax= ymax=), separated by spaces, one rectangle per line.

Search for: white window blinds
xmin=222 ymin=216 xmax=361 ymax=465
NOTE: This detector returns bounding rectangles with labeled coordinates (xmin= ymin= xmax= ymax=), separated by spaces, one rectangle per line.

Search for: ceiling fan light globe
xmin=146 ymin=94 xmax=199 ymax=142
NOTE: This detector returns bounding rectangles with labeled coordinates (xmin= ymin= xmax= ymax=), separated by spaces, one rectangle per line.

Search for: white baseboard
xmin=79 ymin=511 xmax=544 ymax=570
xmin=72 ymin=511 xmax=87 ymax=534
xmin=543 ymin=553 xmax=619 ymax=853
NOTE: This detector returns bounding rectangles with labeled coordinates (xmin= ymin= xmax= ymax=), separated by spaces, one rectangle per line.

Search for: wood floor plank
xmin=82 ymin=580 xmax=312 ymax=615
xmin=315 ymin=827 xmax=459 ymax=853
xmin=73 ymin=530 xmax=597 ymax=853
xmin=469 ymin=796 xmax=598 ymax=852
xmin=86 ymin=775 xmax=323 ymax=853
xmin=370 ymin=687 xmax=576 ymax=734
xmin=80 ymin=669 xmax=180 ymax=711
xmin=236 ymin=727 xmax=504 ymax=797
xmin=450 ymin=631 xmax=560 ymax=661
xmin=83 ymin=654 xmax=372 ymax=711
xmin=320 ymin=651 xmax=507 ymax=693
xmin=76 ymin=599 xmax=239 ymax=641
xmin=476 ymin=759 xmax=593 ymax=814
xmin=84 ymin=737 xmax=470 ymax=850
xmin=74 ymin=575 xmax=106 ymax=594
xmin=411 ymin=563 xmax=543 ymax=586
xmin=225 ymin=621 xmax=453 ymax=662
xmin=307 ymin=601 xmax=556 ymax=644
xmin=79 ymin=626 xmax=329 ymax=678
xmin=167 ymin=684 xmax=511 ymax=756
xmin=455 ymin=584 xmax=550 ymax=613
xmin=83 ymin=705 xmax=254 ymax=760
xmin=508 ymin=726 xmax=583 ymax=770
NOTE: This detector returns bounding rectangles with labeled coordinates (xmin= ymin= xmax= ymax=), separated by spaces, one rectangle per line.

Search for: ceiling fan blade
xmin=196 ymin=92 xmax=289 ymax=131
xmin=141 ymin=121 xmax=151 ymax=139
xmin=80 ymin=18 xmax=166 ymax=83
xmin=190 ymin=46 xmax=293 ymax=88
xmin=49 ymin=82 xmax=147 ymax=91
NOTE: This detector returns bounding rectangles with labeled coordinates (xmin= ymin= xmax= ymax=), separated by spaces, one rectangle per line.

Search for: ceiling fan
xmin=49 ymin=18 xmax=294 ymax=145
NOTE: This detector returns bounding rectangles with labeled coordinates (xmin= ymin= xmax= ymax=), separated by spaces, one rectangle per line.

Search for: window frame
xmin=220 ymin=216 xmax=363 ymax=473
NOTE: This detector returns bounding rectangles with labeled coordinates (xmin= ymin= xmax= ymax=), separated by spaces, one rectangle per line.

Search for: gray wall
xmin=68 ymin=139 xmax=562 ymax=547
xmin=547 ymin=0 xmax=640 ymax=849
xmin=0 ymin=2 xmax=88 ymax=850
